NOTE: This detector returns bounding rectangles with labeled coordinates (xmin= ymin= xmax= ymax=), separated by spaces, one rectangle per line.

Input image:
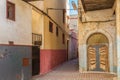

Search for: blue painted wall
xmin=0 ymin=45 xmax=32 ymax=80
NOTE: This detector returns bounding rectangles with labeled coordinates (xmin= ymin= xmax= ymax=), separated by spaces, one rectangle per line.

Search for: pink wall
xmin=69 ymin=31 xmax=78 ymax=59
xmin=40 ymin=49 xmax=67 ymax=74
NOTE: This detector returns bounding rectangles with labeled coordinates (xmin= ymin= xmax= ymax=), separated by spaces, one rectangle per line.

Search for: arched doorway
xmin=87 ymin=33 xmax=109 ymax=72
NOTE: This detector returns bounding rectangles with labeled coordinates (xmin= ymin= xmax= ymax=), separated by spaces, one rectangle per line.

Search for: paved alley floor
xmin=32 ymin=59 xmax=80 ymax=80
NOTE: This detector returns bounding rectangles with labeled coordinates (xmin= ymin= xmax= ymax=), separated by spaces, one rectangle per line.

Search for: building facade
xmin=78 ymin=0 xmax=118 ymax=79
xmin=0 ymin=0 xmax=32 ymax=80
xmin=0 ymin=0 xmax=68 ymax=80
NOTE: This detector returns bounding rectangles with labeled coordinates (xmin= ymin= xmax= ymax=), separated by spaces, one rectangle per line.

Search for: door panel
xmin=88 ymin=45 xmax=109 ymax=72
xmin=99 ymin=45 xmax=109 ymax=71
xmin=88 ymin=46 xmax=96 ymax=70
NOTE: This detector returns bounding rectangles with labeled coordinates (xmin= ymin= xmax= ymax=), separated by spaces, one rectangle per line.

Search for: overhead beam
xmin=82 ymin=0 xmax=115 ymax=11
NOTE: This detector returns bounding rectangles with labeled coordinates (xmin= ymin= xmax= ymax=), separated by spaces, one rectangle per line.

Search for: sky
xmin=69 ymin=0 xmax=78 ymax=15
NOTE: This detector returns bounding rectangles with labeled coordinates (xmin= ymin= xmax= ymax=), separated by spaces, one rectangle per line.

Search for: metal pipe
xmin=22 ymin=0 xmax=69 ymax=37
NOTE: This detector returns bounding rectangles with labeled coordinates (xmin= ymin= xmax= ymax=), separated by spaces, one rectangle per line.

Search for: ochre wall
xmin=32 ymin=9 xmax=44 ymax=49
xmin=32 ymin=9 xmax=44 ymax=35
xmin=44 ymin=16 xmax=67 ymax=49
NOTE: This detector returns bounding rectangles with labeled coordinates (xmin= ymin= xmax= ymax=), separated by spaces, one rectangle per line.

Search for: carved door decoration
xmin=88 ymin=45 xmax=109 ymax=72
xmin=88 ymin=46 xmax=96 ymax=71
xmin=99 ymin=45 xmax=109 ymax=72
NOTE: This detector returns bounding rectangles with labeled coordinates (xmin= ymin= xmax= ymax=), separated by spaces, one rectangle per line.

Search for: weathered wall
xmin=0 ymin=45 xmax=31 ymax=80
xmin=0 ymin=0 xmax=32 ymax=45
xmin=78 ymin=9 xmax=116 ymax=73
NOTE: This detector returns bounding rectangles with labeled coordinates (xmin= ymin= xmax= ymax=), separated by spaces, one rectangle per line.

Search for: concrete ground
xmin=32 ymin=59 xmax=80 ymax=80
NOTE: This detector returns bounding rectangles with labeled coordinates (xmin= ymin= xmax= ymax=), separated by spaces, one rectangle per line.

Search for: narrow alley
xmin=0 ymin=0 xmax=120 ymax=80
xmin=32 ymin=59 xmax=79 ymax=80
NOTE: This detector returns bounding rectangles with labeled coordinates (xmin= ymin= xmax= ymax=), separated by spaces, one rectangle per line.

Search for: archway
xmin=87 ymin=33 xmax=109 ymax=72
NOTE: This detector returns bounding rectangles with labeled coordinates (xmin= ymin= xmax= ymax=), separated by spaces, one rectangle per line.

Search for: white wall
xmin=0 ymin=0 xmax=32 ymax=45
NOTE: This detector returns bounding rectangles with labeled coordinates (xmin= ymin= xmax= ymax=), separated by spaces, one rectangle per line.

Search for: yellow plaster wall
xmin=44 ymin=16 xmax=67 ymax=50
xmin=32 ymin=9 xmax=44 ymax=49
xmin=31 ymin=0 xmax=68 ymax=50
xmin=42 ymin=0 xmax=68 ymax=50
xmin=32 ymin=9 xmax=44 ymax=34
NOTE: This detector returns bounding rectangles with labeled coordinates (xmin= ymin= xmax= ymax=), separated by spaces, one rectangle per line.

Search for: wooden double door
xmin=87 ymin=44 xmax=109 ymax=72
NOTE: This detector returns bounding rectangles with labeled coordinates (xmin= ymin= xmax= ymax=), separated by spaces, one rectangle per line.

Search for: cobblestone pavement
xmin=32 ymin=59 xmax=80 ymax=80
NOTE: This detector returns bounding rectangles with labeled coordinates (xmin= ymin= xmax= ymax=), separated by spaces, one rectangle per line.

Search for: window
xmin=62 ymin=33 xmax=65 ymax=44
xmin=63 ymin=9 xmax=66 ymax=23
xmin=113 ymin=11 xmax=115 ymax=15
xmin=7 ymin=1 xmax=15 ymax=21
xmin=56 ymin=27 xmax=59 ymax=36
xmin=49 ymin=21 xmax=53 ymax=33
